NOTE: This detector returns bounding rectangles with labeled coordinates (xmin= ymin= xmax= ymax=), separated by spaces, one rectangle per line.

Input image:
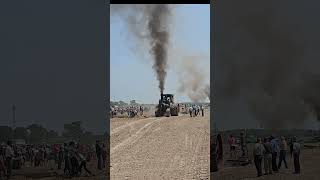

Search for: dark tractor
xmin=155 ymin=93 xmax=179 ymax=117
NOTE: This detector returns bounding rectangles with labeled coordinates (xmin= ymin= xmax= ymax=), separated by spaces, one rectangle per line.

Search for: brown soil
xmin=111 ymin=112 xmax=210 ymax=180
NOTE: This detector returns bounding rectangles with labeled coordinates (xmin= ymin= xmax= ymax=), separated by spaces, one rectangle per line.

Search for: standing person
xmin=270 ymin=136 xmax=279 ymax=173
xmin=63 ymin=143 xmax=71 ymax=175
xmin=5 ymin=141 xmax=14 ymax=179
xmin=216 ymin=134 xmax=223 ymax=168
xmin=240 ymin=131 xmax=247 ymax=157
xmin=95 ymin=141 xmax=102 ymax=170
xmin=140 ymin=106 xmax=144 ymax=116
xmin=0 ymin=147 xmax=7 ymax=180
xmin=228 ymin=135 xmax=236 ymax=159
xmin=58 ymin=146 xmax=64 ymax=170
xmin=102 ymin=144 xmax=106 ymax=169
xmin=201 ymin=105 xmax=204 ymax=117
xmin=253 ymin=138 xmax=265 ymax=177
xmin=69 ymin=142 xmax=79 ymax=176
xmin=289 ymin=138 xmax=294 ymax=159
xmin=278 ymin=136 xmax=288 ymax=169
xmin=263 ymin=137 xmax=273 ymax=175
xmin=292 ymin=137 xmax=301 ymax=174
xmin=197 ymin=105 xmax=200 ymax=116
xmin=189 ymin=106 xmax=193 ymax=117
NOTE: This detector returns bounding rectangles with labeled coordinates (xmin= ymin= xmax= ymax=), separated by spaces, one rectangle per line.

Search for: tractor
xmin=155 ymin=93 xmax=179 ymax=117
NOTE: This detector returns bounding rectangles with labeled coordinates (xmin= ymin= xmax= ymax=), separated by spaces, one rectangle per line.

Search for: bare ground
xmin=211 ymin=146 xmax=320 ymax=180
xmin=11 ymin=159 xmax=107 ymax=180
xmin=111 ymin=112 xmax=210 ymax=180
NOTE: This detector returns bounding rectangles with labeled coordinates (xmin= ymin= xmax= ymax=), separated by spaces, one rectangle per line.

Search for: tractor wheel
xmin=165 ymin=108 xmax=171 ymax=117
xmin=155 ymin=110 xmax=160 ymax=117
xmin=170 ymin=106 xmax=179 ymax=116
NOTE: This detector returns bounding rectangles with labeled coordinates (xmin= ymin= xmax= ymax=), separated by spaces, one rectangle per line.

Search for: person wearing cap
xmin=77 ymin=152 xmax=93 ymax=176
xmin=278 ymin=136 xmax=288 ymax=169
xmin=292 ymin=137 xmax=301 ymax=174
xmin=253 ymin=138 xmax=265 ymax=177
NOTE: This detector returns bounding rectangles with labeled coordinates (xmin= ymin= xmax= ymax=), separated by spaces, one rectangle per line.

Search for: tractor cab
xmin=161 ymin=94 xmax=174 ymax=104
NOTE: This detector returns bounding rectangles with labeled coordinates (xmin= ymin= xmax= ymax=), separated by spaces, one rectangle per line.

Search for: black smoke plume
xmin=111 ymin=5 xmax=171 ymax=94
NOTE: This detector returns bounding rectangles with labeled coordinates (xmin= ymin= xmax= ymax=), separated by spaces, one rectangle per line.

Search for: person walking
xmin=77 ymin=152 xmax=93 ymax=176
xmin=292 ymin=137 xmax=301 ymax=174
xmin=263 ymin=137 xmax=273 ymax=175
xmin=253 ymin=138 xmax=265 ymax=177
xmin=278 ymin=136 xmax=288 ymax=169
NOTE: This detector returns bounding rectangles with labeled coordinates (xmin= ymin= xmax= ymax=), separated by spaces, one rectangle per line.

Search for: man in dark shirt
xmin=96 ymin=140 xmax=102 ymax=170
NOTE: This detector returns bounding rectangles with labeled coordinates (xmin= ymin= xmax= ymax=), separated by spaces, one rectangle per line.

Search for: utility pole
xmin=12 ymin=104 xmax=16 ymax=140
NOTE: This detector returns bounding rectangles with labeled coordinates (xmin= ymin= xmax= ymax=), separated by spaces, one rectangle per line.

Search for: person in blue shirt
xmin=270 ymin=136 xmax=280 ymax=173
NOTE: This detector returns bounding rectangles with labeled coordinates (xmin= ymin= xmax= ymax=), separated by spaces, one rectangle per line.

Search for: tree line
xmin=0 ymin=121 xmax=108 ymax=144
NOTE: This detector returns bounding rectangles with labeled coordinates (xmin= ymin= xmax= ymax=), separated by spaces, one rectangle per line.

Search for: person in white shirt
xmin=253 ymin=138 xmax=265 ymax=177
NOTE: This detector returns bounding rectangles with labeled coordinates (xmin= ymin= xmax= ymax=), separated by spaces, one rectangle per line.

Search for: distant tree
xmin=119 ymin=101 xmax=127 ymax=106
xmin=27 ymin=124 xmax=48 ymax=144
xmin=110 ymin=101 xmax=118 ymax=106
xmin=14 ymin=127 xmax=28 ymax=140
xmin=0 ymin=126 xmax=13 ymax=142
xmin=130 ymin=100 xmax=137 ymax=105
xmin=80 ymin=131 xmax=94 ymax=144
xmin=47 ymin=130 xmax=59 ymax=139
xmin=63 ymin=121 xmax=84 ymax=141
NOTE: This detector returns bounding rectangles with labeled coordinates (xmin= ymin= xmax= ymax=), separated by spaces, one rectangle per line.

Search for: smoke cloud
xmin=216 ymin=0 xmax=320 ymax=129
xmin=111 ymin=4 xmax=171 ymax=94
xmin=177 ymin=55 xmax=210 ymax=102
